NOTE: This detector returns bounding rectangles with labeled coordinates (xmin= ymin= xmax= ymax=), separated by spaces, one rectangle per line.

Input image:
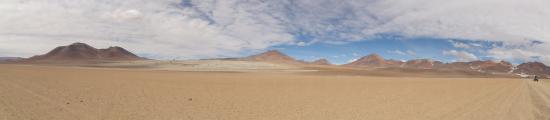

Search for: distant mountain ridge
xmin=343 ymin=54 xmax=388 ymax=67
xmin=10 ymin=43 xmax=550 ymax=77
xmin=513 ymin=62 xmax=550 ymax=77
xmin=26 ymin=42 xmax=145 ymax=61
xmin=243 ymin=50 xmax=337 ymax=66
xmin=343 ymin=54 xmax=547 ymax=77
xmin=244 ymin=51 xmax=549 ymax=77
xmin=0 ymin=57 xmax=23 ymax=62
xmin=343 ymin=54 xmax=516 ymax=72
xmin=243 ymin=50 xmax=300 ymax=64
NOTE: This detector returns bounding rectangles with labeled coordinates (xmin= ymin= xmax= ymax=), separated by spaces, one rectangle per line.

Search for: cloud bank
xmin=1 ymin=0 xmax=549 ymax=62
xmin=389 ymin=50 xmax=416 ymax=56
xmin=443 ymin=50 xmax=478 ymax=62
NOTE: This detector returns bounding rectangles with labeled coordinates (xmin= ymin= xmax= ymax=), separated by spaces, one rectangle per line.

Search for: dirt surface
xmin=1 ymin=64 xmax=549 ymax=120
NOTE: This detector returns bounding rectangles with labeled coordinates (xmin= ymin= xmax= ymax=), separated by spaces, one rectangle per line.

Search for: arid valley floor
xmin=1 ymin=62 xmax=550 ymax=120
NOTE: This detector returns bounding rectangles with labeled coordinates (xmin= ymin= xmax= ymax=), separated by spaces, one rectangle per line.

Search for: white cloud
xmin=390 ymin=50 xmax=406 ymax=55
xmin=347 ymin=58 xmax=358 ymax=63
xmin=449 ymin=40 xmax=486 ymax=51
xmin=367 ymin=0 xmax=550 ymax=43
xmin=296 ymin=42 xmax=306 ymax=46
xmin=406 ymin=50 xmax=416 ymax=56
xmin=1 ymin=0 xmax=550 ymax=61
xmin=487 ymin=42 xmax=550 ymax=64
xmin=389 ymin=50 xmax=416 ymax=56
xmin=0 ymin=0 xmax=294 ymax=59
xmin=443 ymin=50 xmax=478 ymax=62
xmin=450 ymin=41 xmax=472 ymax=49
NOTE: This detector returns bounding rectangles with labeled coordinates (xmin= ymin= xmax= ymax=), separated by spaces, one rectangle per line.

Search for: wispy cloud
xmin=347 ymin=58 xmax=358 ymax=63
xmin=389 ymin=50 xmax=416 ymax=56
xmin=443 ymin=50 xmax=478 ymax=62
xmin=487 ymin=41 xmax=550 ymax=64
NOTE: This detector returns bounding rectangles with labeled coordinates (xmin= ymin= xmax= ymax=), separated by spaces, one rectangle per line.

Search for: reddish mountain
xmin=403 ymin=59 xmax=443 ymax=69
xmin=344 ymin=54 xmax=394 ymax=67
xmin=342 ymin=53 xmax=515 ymax=73
xmin=513 ymin=62 xmax=550 ymax=77
xmin=309 ymin=59 xmax=332 ymax=65
xmin=241 ymin=51 xmax=544 ymax=76
xmin=244 ymin=50 xmax=299 ymax=64
xmin=27 ymin=42 xmax=144 ymax=61
xmin=439 ymin=62 xmax=471 ymax=70
xmin=438 ymin=60 xmax=513 ymax=73
xmin=385 ymin=60 xmax=406 ymax=67
xmin=344 ymin=54 xmax=448 ymax=69
xmin=468 ymin=60 xmax=513 ymax=73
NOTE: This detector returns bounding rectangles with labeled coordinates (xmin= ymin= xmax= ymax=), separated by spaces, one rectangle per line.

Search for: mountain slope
xmin=514 ymin=62 xmax=550 ymax=77
xmin=243 ymin=50 xmax=300 ymax=64
xmin=403 ymin=59 xmax=442 ymax=69
xmin=27 ymin=42 xmax=144 ymax=61
xmin=344 ymin=54 xmax=395 ymax=67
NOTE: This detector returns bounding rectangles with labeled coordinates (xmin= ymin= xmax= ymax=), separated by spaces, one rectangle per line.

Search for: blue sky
xmin=271 ymin=36 xmax=494 ymax=65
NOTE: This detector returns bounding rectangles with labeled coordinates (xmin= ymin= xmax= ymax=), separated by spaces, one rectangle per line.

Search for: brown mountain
xmin=403 ymin=59 xmax=443 ymax=69
xmin=345 ymin=54 xmax=448 ymax=69
xmin=514 ymin=62 xmax=550 ymax=77
xmin=98 ymin=46 xmax=144 ymax=60
xmin=438 ymin=60 xmax=513 ymax=73
xmin=344 ymin=54 xmax=395 ymax=67
xmin=309 ymin=59 xmax=332 ymax=65
xmin=244 ymin=50 xmax=300 ymax=64
xmin=385 ymin=60 xmax=406 ymax=67
xmin=439 ymin=62 xmax=471 ymax=70
xmin=27 ymin=42 xmax=144 ymax=61
xmin=468 ymin=60 xmax=513 ymax=73
xmin=342 ymin=53 xmax=516 ymax=73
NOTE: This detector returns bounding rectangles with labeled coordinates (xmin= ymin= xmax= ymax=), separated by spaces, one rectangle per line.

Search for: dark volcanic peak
xmin=28 ymin=42 xmax=144 ymax=61
xmin=30 ymin=42 xmax=99 ymax=60
xmin=98 ymin=46 xmax=141 ymax=60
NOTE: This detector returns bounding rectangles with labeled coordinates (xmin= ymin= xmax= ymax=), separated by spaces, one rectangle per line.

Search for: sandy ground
xmin=79 ymin=60 xmax=309 ymax=72
xmin=1 ymin=64 xmax=549 ymax=120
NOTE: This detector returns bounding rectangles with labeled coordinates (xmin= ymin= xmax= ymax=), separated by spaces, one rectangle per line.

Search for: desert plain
xmin=1 ymin=61 xmax=549 ymax=120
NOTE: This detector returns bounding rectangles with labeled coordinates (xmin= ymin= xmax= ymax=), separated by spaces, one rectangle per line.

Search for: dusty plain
xmin=1 ymin=63 xmax=550 ymax=120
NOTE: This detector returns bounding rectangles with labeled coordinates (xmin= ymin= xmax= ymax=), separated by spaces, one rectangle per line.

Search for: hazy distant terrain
xmin=83 ymin=60 xmax=308 ymax=72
